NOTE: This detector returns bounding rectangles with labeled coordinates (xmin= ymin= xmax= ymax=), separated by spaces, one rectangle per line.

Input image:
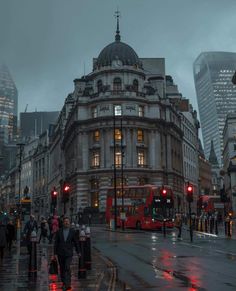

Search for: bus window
xmin=144 ymin=207 xmax=150 ymax=216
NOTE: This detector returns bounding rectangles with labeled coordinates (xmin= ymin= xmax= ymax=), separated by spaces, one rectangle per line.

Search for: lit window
xmin=115 ymin=129 xmax=122 ymax=141
xmin=138 ymin=105 xmax=144 ymax=117
xmin=137 ymin=150 xmax=145 ymax=166
xmin=115 ymin=151 xmax=122 ymax=167
xmin=113 ymin=78 xmax=122 ymax=91
xmin=114 ymin=104 xmax=122 ymax=116
xmin=92 ymin=106 xmax=98 ymax=118
xmin=137 ymin=129 xmax=144 ymax=142
xmin=93 ymin=130 xmax=100 ymax=142
xmin=91 ymin=151 xmax=100 ymax=168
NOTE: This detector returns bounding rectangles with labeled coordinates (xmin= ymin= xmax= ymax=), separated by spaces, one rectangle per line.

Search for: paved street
xmin=0 ymin=224 xmax=235 ymax=290
xmin=93 ymin=224 xmax=236 ymax=291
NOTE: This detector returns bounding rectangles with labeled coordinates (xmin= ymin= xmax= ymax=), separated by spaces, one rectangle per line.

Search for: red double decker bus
xmin=105 ymin=184 xmax=174 ymax=230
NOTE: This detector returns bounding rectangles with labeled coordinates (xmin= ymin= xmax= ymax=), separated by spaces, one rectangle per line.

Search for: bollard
xmin=84 ymin=226 xmax=92 ymax=270
xmin=78 ymin=230 xmax=87 ymax=279
xmin=215 ymin=219 xmax=218 ymax=235
xmin=200 ymin=219 xmax=203 ymax=232
xmin=28 ymin=230 xmax=37 ymax=277
xmin=205 ymin=219 xmax=208 ymax=233
xmin=228 ymin=220 xmax=232 ymax=237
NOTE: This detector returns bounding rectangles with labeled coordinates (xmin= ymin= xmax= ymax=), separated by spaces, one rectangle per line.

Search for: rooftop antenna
xmin=114 ymin=8 xmax=121 ymax=42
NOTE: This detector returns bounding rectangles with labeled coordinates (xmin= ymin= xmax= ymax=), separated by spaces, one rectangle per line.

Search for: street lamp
xmin=16 ymin=143 xmax=25 ymax=204
xmin=120 ymin=116 xmax=125 ymax=231
xmin=113 ymin=107 xmax=117 ymax=230
xmin=16 ymin=142 xmax=25 ymax=241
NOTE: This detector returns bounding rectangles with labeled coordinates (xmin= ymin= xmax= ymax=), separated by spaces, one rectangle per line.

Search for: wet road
xmin=93 ymin=226 xmax=236 ymax=291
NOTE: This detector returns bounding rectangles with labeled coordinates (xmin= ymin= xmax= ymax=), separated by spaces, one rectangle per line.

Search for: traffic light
xmin=160 ymin=186 xmax=167 ymax=204
xmin=51 ymin=187 xmax=58 ymax=205
xmin=62 ymin=183 xmax=70 ymax=203
xmin=186 ymin=183 xmax=193 ymax=203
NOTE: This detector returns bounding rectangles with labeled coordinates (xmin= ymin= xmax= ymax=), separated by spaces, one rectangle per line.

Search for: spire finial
xmin=114 ymin=9 xmax=121 ymax=42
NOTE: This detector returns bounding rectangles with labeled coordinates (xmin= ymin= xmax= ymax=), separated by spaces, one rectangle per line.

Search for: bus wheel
xmin=136 ymin=221 xmax=141 ymax=230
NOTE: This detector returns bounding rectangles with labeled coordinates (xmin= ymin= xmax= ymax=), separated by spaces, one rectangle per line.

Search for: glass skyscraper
xmin=193 ymin=52 xmax=236 ymax=166
xmin=0 ymin=64 xmax=18 ymax=144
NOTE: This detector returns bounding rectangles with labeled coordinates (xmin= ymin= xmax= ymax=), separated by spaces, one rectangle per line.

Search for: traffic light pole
xmin=163 ymin=202 xmax=166 ymax=238
xmin=113 ymin=110 xmax=117 ymax=230
xmin=189 ymin=201 xmax=193 ymax=242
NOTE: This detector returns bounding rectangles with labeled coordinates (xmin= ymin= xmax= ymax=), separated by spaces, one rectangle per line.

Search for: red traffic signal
xmin=64 ymin=185 xmax=70 ymax=192
xmin=161 ymin=188 xmax=167 ymax=195
xmin=63 ymin=182 xmax=70 ymax=202
xmin=187 ymin=186 xmax=193 ymax=193
xmin=51 ymin=187 xmax=58 ymax=197
xmin=186 ymin=183 xmax=193 ymax=202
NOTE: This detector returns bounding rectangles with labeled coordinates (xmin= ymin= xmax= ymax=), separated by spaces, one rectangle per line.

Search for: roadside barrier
xmin=28 ymin=230 xmax=37 ymax=277
xmin=85 ymin=226 xmax=91 ymax=270
xmin=78 ymin=230 xmax=87 ymax=279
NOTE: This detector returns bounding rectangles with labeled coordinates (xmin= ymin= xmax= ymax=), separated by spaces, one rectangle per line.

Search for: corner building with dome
xmin=55 ymin=21 xmax=189 ymax=215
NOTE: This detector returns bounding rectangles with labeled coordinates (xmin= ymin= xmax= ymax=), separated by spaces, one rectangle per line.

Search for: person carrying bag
xmin=49 ymin=256 xmax=58 ymax=275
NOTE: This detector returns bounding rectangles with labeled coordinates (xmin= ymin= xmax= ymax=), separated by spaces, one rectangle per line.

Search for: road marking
xmin=180 ymin=241 xmax=236 ymax=257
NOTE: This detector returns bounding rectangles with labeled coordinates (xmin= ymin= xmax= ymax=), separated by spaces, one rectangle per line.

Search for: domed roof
xmin=96 ymin=15 xmax=141 ymax=69
xmin=97 ymin=41 xmax=140 ymax=67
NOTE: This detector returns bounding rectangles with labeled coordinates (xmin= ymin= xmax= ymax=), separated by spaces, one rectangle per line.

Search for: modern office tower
xmin=0 ymin=64 xmax=18 ymax=144
xmin=0 ymin=65 xmax=18 ymax=175
xmin=193 ymin=52 xmax=236 ymax=166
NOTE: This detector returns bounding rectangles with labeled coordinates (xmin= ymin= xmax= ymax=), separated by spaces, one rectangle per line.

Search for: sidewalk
xmin=0 ymin=241 xmax=118 ymax=291
xmin=183 ymin=220 xmax=236 ymax=240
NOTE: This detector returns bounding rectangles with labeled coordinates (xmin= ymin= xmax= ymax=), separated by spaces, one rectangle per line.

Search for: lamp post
xmin=17 ymin=143 xmax=25 ymax=204
xmin=113 ymin=108 xmax=117 ymax=230
xmin=120 ymin=117 xmax=125 ymax=231
xmin=16 ymin=142 xmax=25 ymax=241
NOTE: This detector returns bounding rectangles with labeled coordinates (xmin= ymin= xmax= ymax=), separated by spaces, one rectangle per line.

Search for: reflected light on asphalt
xmin=185 ymin=259 xmax=203 ymax=289
xmin=152 ymin=247 xmax=156 ymax=251
xmin=163 ymin=270 xmax=173 ymax=281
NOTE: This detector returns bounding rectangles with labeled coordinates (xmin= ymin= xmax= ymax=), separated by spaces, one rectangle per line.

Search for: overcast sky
xmin=1 ymin=0 xmax=236 ymax=117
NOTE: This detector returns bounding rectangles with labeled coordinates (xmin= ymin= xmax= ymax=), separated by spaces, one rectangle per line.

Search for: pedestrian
xmin=175 ymin=213 xmax=182 ymax=238
xmin=54 ymin=217 xmax=81 ymax=291
xmin=6 ymin=220 xmax=15 ymax=251
xmin=0 ymin=221 xmax=7 ymax=259
xmin=51 ymin=215 xmax=59 ymax=243
xmin=23 ymin=214 xmax=38 ymax=254
xmin=47 ymin=216 xmax=53 ymax=243
xmin=39 ymin=217 xmax=49 ymax=243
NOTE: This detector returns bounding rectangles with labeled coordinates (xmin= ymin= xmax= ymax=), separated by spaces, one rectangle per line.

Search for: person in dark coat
xmin=23 ymin=214 xmax=38 ymax=254
xmin=0 ymin=221 xmax=7 ymax=259
xmin=54 ymin=217 xmax=80 ymax=291
xmin=6 ymin=220 xmax=15 ymax=251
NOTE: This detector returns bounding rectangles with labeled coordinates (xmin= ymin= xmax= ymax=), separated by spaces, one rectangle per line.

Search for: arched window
xmin=97 ymin=80 xmax=103 ymax=93
xmin=113 ymin=78 xmax=122 ymax=91
xmin=133 ymin=79 xmax=138 ymax=92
